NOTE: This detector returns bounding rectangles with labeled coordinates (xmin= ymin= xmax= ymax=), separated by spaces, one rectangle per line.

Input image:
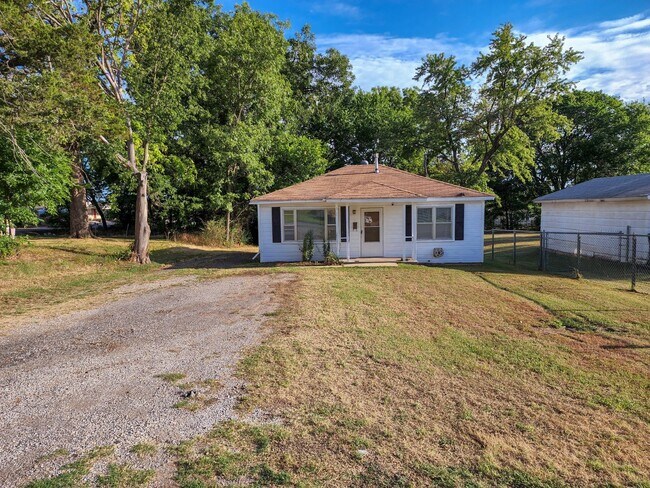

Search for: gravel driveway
xmin=0 ymin=272 xmax=294 ymax=485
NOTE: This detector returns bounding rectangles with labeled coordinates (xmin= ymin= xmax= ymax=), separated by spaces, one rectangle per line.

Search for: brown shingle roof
xmin=251 ymin=164 xmax=492 ymax=203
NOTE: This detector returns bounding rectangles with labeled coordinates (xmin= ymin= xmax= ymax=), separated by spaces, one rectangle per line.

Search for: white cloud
xmin=310 ymin=2 xmax=362 ymax=19
xmin=598 ymin=14 xmax=644 ymax=30
xmin=526 ymin=14 xmax=650 ymax=100
xmin=318 ymin=33 xmax=479 ymax=90
xmin=318 ymin=13 xmax=650 ymax=100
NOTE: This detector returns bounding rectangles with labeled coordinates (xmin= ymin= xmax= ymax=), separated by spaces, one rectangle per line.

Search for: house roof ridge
xmin=382 ymin=165 xmax=493 ymax=196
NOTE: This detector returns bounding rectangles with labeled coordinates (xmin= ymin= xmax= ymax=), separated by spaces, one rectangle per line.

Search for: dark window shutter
xmin=405 ymin=205 xmax=412 ymax=241
xmin=340 ymin=206 xmax=347 ymax=242
xmin=455 ymin=203 xmax=465 ymax=241
xmin=272 ymin=207 xmax=281 ymax=243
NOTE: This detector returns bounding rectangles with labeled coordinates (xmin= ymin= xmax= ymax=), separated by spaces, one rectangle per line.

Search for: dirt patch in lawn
xmin=0 ymin=272 xmax=295 ymax=486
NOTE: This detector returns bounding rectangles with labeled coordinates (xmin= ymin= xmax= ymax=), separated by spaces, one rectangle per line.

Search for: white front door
xmin=361 ymin=208 xmax=383 ymax=257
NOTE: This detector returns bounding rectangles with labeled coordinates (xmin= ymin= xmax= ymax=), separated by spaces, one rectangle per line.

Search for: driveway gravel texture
xmin=0 ymin=272 xmax=295 ymax=485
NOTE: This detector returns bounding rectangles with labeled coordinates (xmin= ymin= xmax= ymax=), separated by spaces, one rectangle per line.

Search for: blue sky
xmin=220 ymin=1 xmax=650 ymax=100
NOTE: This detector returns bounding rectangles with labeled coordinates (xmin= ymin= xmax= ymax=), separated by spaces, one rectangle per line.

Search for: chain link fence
xmin=485 ymin=230 xmax=650 ymax=293
xmin=485 ymin=230 xmax=541 ymax=271
xmin=540 ymin=231 xmax=650 ymax=293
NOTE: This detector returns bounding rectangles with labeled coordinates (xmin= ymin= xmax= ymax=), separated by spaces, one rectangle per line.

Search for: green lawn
xmin=177 ymin=264 xmax=649 ymax=487
xmin=5 ymin=238 xmax=649 ymax=487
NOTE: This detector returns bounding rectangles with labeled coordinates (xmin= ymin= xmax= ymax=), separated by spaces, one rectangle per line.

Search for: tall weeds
xmin=174 ymin=219 xmax=249 ymax=247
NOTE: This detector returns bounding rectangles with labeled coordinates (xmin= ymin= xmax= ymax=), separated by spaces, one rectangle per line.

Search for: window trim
xmin=281 ymin=207 xmax=337 ymax=243
xmin=415 ymin=205 xmax=455 ymax=241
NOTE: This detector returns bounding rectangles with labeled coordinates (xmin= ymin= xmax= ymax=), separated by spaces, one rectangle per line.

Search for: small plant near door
xmin=322 ymin=241 xmax=341 ymax=265
xmin=300 ymin=231 xmax=314 ymax=262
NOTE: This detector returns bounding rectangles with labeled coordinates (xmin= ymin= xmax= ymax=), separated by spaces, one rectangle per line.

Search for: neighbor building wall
xmin=256 ymin=201 xmax=486 ymax=263
xmin=540 ymin=199 xmax=650 ymax=258
xmin=540 ymin=200 xmax=650 ymax=235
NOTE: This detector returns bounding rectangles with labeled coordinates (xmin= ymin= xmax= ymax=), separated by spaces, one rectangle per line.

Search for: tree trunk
xmin=69 ymin=154 xmax=91 ymax=238
xmin=130 ymin=171 xmax=151 ymax=264
xmin=90 ymin=193 xmax=108 ymax=231
xmin=82 ymin=170 xmax=108 ymax=231
xmin=226 ymin=210 xmax=231 ymax=243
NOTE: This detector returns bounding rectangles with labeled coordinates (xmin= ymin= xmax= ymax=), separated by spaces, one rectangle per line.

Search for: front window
xmin=297 ymin=209 xmax=325 ymax=240
xmin=282 ymin=208 xmax=337 ymax=242
xmin=283 ymin=210 xmax=295 ymax=241
xmin=417 ymin=206 xmax=453 ymax=240
xmin=327 ymin=208 xmax=336 ymax=241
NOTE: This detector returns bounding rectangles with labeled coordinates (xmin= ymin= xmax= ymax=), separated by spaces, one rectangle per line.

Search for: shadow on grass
xmin=601 ymin=344 xmax=650 ymax=350
xmin=150 ymin=246 xmax=274 ymax=270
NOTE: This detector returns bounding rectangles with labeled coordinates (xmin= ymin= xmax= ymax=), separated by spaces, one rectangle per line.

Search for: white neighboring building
xmin=250 ymin=163 xmax=494 ymax=263
xmin=535 ymin=174 xmax=650 ymax=259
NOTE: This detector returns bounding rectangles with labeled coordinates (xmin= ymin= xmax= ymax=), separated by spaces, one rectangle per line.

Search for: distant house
xmin=535 ymin=174 xmax=650 ymax=235
xmin=86 ymin=202 xmax=102 ymax=222
xmin=250 ymin=163 xmax=494 ymax=263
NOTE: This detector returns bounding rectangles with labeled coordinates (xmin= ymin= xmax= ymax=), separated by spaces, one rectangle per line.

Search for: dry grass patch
xmin=175 ymin=265 xmax=649 ymax=487
xmin=0 ymin=237 xmax=261 ymax=326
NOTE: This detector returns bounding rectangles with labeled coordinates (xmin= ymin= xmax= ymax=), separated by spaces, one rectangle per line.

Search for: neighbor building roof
xmin=250 ymin=164 xmax=493 ymax=203
xmin=534 ymin=174 xmax=650 ymax=203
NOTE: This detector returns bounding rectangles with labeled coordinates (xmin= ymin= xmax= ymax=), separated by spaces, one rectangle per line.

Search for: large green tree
xmin=284 ymin=25 xmax=357 ymax=167
xmin=185 ymin=4 xmax=291 ymax=240
xmin=0 ymin=0 xmax=117 ymax=235
xmin=0 ymin=128 xmax=71 ymax=227
xmin=535 ymin=90 xmax=650 ymax=192
xmin=415 ymin=24 xmax=582 ymax=189
xmin=84 ymin=0 xmax=210 ymax=262
xmin=348 ymin=86 xmax=420 ymax=170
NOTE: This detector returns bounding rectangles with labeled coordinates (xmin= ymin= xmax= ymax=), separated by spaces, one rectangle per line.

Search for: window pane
xmin=364 ymin=211 xmax=379 ymax=227
xmin=417 ymin=223 xmax=433 ymax=240
xmin=365 ymin=227 xmax=380 ymax=242
xmin=284 ymin=226 xmax=295 ymax=241
xmin=326 ymin=208 xmax=336 ymax=223
xmin=297 ymin=209 xmax=325 ymax=240
xmin=436 ymin=207 xmax=452 ymax=223
xmin=327 ymin=225 xmax=336 ymax=241
xmin=417 ymin=208 xmax=432 ymax=223
xmin=283 ymin=210 xmax=294 ymax=224
xmin=436 ymin=223 xmax=452 ymax=239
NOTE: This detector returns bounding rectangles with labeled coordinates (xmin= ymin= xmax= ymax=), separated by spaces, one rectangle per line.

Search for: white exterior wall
xmin=540 ymin=199 xmax=650 ymax=258
xmin=415 ymin=201 xmax=485 ymax=264
xmin=256 ymin=201 xmax=486 ymax=263
xmin=540 ymin=200 xmax=650 ymax=235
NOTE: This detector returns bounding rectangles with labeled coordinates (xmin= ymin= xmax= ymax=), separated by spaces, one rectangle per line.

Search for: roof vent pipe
xmin=374 ymin=153 xmax=379 ymax=173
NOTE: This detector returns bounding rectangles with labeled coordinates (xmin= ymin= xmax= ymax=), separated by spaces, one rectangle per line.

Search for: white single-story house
xmin=250 ymin=163 xmax=494 ymax=263
xmin=535 ymin=174 xmax=650 ymax=258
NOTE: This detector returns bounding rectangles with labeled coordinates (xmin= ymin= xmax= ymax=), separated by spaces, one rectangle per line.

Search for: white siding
xmin=540 ymin=199 xmax=650 ymax=258
xmin=415 ymin=202 xmax=485 ymax=264
xmin=540 ymin=200 xmax=650 ymax=235
xmin=257 ymin=201 xmax=486 ymax=263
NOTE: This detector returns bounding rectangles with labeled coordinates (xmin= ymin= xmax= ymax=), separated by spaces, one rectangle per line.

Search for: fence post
xmin=491 ymin=229 xmax=495 ymax=261
xmin=618 ymin=231 xmax=623 ymax=262
xmin=576 ymin=233 xmax=581 ymax=272
xmin=543 ymin=232 xmax=549 ymax=272
xmin=538 ymin=231 xmax=544 ymax=270
xmin=513 ymin=230 xmax=517 ymax=265
xmin=626 ymin=225 xmax=631 ymax=262
xmin=631 ymin=235 xmax=637 ymax=292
